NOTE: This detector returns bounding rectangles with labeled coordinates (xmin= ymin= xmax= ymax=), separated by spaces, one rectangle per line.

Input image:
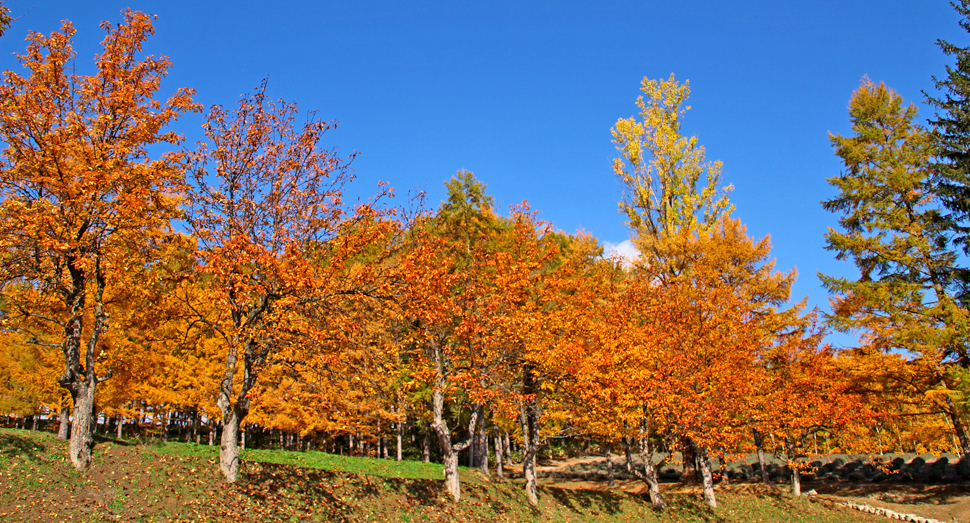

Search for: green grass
xmin=0 ymin=428 xmax=887 ymax=523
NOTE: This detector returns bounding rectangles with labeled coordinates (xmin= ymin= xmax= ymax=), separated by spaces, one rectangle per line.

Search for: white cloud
xmin=602 ymin=239 xmax=639 ymax=265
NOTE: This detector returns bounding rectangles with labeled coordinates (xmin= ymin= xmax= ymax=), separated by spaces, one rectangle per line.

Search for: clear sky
xmin=1 ymin=1 xmax=962 ymax=347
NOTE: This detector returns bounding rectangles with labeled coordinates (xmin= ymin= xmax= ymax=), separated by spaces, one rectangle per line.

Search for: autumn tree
xmin=822 ymin=78 xmax=970 ymax=454
xmin=478 ymin=207 xmax=577 ymax=506
xmin=183 ymin=81 xmax=395 ymax=482
xmin=611 ymin=75 xmax=796 ymax=509
xmin=396 ymin=171 xmax=498 ymax=501
xmin=0 ymin=11 xmax=198 ymax=471
xmin=612 ymin=73 xmax=733 ymax=279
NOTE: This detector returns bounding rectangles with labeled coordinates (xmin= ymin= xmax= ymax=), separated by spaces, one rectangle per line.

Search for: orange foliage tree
xmin=0 ymin=10 xmax=198 ymax=471
xmin=183 ymin=81 xmax=394 ymax=482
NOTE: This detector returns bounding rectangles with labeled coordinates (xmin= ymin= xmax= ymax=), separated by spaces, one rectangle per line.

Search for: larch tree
xmin=611 ymin=73 xmax=733 ymax=279
xmin=822 ymin=78 xmax=970 ymax=455
xmin=610 ymin=74 xmax=743 ymax=509
xmin=183 ymin=81 xmax=394 ymax=482
xmin=396 ymin=171 xmax=499 ymax=502
xmin=0 ymin=10 xmax=198 ymax=471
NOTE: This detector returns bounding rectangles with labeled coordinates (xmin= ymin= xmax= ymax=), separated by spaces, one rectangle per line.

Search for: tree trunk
xmin=396 ymin=420 xmax=403 ymax=461
xmin=635 ymin=418 xmax=665 ymax=510
xmin=944 ymin=393 xmax=970 ymax=456
xmin=754 ymin=430 xmax=770 ymax=483
xmin=504 ymin=431 xmax=511 ymax=461
xmin=68 ymin=381 xmax=97 ymax=472
xmin=719 ymin=447 xmax=729 ymax=485
xmin=429 ymin=338 xmax=481 ymax=502
xmin=519 ymin=364 xmax=542 ymax=506
xmin=117 ymin=414 xmax=123 ymax=439
xmin=59 ymin=261 xmax=109 ymax=472
xmin=58 ymin=406 xmax=70 ymax=440
xmin=442 ymin=449 xmax=461 ymax=500
xmin=432 ymin=392 xmax=480 ymax=502
xmin=522 ymin=448 xmax=538 ymax=505
xmin=606 ymin=442 xmax=615 ymax=487
xmin=624 ymin=437 xmax=634 ymax=474
xmin=682 ymin=440 xmax=697 ymax=485
xmin=478 ymin=415 xmax=489 ymax=475
xmin=422 ymin=432 xmax=430 ymax=463
xmin=495 ymin=427 xmax=505 ymax=477
xmin=792 ymin=465 xmax=802 ymax=496
xmin=696 ymin=444 xmax=717 ymax=509
xmin=216 ymin=333 xmax=256 ymax=482
xmin=219 ymin=404 xmax=245 ymax=482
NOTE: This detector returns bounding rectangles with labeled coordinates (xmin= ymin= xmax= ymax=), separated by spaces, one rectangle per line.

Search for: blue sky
xmin=1 ymin=1 xmax=963 ymax=347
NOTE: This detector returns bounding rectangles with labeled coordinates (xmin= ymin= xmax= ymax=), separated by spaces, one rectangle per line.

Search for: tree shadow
xmin=0 ymin=431 xmax=46 ymax=461
xmin=543 ymin=486 xmax=625 ymax=515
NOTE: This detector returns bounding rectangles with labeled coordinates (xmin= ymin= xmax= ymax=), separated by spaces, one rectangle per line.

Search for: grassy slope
xmin=0 ymin=428 xmax=882 ymax=523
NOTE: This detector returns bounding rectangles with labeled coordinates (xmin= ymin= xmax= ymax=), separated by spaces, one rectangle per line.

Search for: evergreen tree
xmin=927 ymin=0 xmax=970 ymax=259
xmin=822 ymin=78 xmax=970 ymax=454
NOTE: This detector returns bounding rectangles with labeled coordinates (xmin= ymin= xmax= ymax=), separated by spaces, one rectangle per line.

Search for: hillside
xmin=0 ymin=428 xmax=896 ymax=523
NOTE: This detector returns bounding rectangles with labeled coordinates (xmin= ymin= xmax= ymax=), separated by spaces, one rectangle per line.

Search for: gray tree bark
xmin=495 ymin=427 xmax=504 ymax=477
xmin=605 ymin=442 xmax=615 ymax=487
xmin=633 ymin=418 xmax=665 ymax=510
xmin=57 ymin=407 xmax=69 ymax=440
xmin=518 ymin=365 xmax=542 ymax=506
xmin=696 ymin=444 xmax=717 ymax=509
xmin=59 ymin=263 xmax=110 ymax=472
xmin=429 ymin=338 xmax=481 ymax=502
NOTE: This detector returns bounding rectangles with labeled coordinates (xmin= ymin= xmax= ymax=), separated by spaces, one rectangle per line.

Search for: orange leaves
xmin=0 ymin=9 xmax=199 ymax=289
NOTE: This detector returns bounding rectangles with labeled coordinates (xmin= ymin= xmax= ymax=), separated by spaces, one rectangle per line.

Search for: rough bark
xmin=519 ymin=364 xmax=542 ymax=506
xmin=432 ymin=392 xmax=481 ymax=502
xmin=605 ymin=442 xmax=615 ymax=487
xmin=681 ymin=441 xmax=697 ymax=485
xmin=633 ymin=417 xmax=665 ymax=510
xmin=696 ymin=444 xmax=717 ymax=509
xmin=57 ymin=408 xmax=69 ymax=440
xmin=116 ymin=414 xmax=123 ymax=439
xmin=219 ymin=404 xmax=244 ymax=481
xmin=68 ymin=382 xmax=97 ymax=471
xmin=429 ymin=338 xmax=481 ymax=502
xmin=422 ymin=432 xmax=430 ymax=463
xmin=754 ymin=430 xmax=770 ymax=483
xmin=719 ymin=447 xmax=729 ymax=485
xmin=624 ymin=437 xmax=634 ymax=474
xmin=59 ymin=263 xmax=110 ymax=472
xmin=216 ymin=337 xmax=257 ymax=481
xmin=792 ymin=465 xmax=802 ymax=496
xmin=495 ymin=427 xmax=505 ymax=477
xmin=478 ymin=414 xmax=489 ymax=475
xmin=943 ymin=389 xmax=970 ymax=456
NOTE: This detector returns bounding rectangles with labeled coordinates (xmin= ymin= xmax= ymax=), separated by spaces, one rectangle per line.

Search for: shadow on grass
xmin=93 ymin=434 xmax=135 ymax=447
xmin=0 ymin=430 xmax=48 ymax=461
xmin=545 ymin=486 xmax=626 ymax=516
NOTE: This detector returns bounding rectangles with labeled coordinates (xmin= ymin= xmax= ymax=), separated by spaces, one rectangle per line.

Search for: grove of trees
xmin=2 ymin=3 xmax=970 ymax=512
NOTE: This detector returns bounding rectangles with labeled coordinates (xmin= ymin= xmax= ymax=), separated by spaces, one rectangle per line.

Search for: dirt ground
xmin=515 ymin=456 xmax=970 ymax=523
